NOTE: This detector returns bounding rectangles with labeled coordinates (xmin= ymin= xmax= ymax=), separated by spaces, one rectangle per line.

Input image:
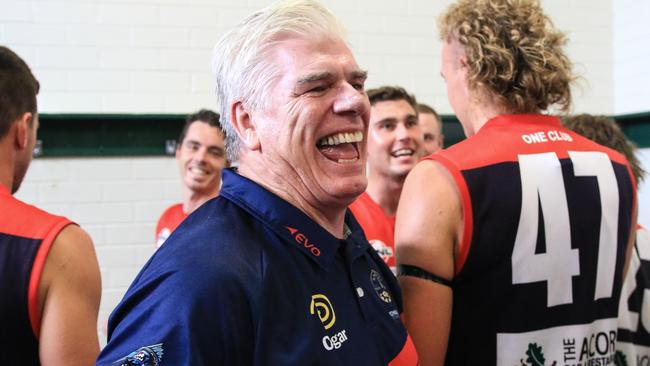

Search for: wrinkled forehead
xmin=265 ymin=34 xmax=360 ymax=79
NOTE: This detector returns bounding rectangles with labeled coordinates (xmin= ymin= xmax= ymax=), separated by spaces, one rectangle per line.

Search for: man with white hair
xmin=96 ymin=1 xmax=406 ymax=365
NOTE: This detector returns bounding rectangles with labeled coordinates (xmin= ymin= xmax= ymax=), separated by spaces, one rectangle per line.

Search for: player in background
xmin=563 ymin=114 xmax=648 ymax=365
xmin=416 ymin=103 xmax=444 ymax=155
xmin=350 ymin=86 xmax=423 ymax=273
xmin=0 ymin=46 xmax=101 ymax=366
xmin=155 ymin=109 xmax=227 ymax=248
xmin=349 ymin=86 xmax=423 ymax=365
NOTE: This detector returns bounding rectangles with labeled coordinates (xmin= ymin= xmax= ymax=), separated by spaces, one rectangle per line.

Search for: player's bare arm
xmin=395 ymin=160 xmax=462 ymax=366
xmin=38 ymin=224 xmax=101 ymax=366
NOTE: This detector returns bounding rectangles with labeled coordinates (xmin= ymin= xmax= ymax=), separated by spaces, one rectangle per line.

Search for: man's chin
xmin=329 ymin=177 xmax=367 ymax=204
xmin=390 ymin=165 xmax=417 ymax=179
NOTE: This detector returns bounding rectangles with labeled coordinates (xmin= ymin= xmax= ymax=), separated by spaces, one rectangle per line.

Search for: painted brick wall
xmin=15 ymin=157 xmax=180 ymax=343
xmin=614 ymin=0 xmax=650 ymax=114
xmin=4 ymin=0 xmax=647 ymax=346
xmin=0 ymin=0 xmax=617 ymax=115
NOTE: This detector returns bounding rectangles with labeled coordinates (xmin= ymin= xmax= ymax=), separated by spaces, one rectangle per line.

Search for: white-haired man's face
xmin=250 ymin=36 xmax=370 ymax=210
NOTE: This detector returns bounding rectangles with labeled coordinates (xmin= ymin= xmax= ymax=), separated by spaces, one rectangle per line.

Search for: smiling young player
xmin=155 ymin=109 xmax=227 ymax=248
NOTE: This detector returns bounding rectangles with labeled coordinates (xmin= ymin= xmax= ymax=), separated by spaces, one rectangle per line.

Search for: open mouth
xmin=391 ymin=148 xmax=415 ymax=158
xmin=188 ymin=166 xmax=210 ymax=177
xmin=316 ymin=131 xmax=364 ymax=164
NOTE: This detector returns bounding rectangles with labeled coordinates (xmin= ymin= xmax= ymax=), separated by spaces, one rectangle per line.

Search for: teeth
xmin=338 ymin=158 xmax=359 ymax=164
xmin=392 ymin=149 xmax=414 ymax=157
xmin=190 ymin=167 xmax=208 ymax=175
xmin=318 ymin=131 xmax=363 ymax=146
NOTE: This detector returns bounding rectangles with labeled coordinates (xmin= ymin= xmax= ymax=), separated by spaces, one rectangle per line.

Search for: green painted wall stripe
xmin=35 ymin=112 xmax=650 ymax=157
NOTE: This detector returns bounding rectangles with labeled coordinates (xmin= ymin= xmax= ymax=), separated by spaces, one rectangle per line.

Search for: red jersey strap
xmin=28 ymin=219 xmax=74 ymax=338
xmin=0 ymin=188 xmax=74 ymax=338
xmin=422 ymin=155 xmax=473 ymax=274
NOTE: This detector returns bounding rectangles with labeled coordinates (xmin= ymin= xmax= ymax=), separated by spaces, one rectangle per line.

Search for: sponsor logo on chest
xmin=309 ymin=293 xmax=350 ymax=351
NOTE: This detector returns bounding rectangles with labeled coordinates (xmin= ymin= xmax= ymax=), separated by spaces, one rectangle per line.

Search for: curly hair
xmin=438 ymin=0 xmax=574 ymax=113
xmin=562 ymin=114 xmax=645 ymax=184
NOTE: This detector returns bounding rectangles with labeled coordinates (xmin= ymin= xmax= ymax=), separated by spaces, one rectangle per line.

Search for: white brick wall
xmin=614 ymin=0 xmax=650 ymax=114
xmin=14 ymin=157 xmax=181 ymax=344
xmin=3 ymin=0 xmax=649 ymax=346
xmin=0 ymin=0 xmax=626 ymax=115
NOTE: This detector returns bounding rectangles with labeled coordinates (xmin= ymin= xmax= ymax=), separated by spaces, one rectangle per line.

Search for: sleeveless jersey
xmin=350 ymin=191 xmax=396 ymax=272
xmin=425 ymin=115 xmax=636 ymax=365
xmin=0 ymin=185 xmax=73 ymax=365
xmin=617 ymin=225 xmax=650 ymax=365
xmin=155 ymin=203 xmax=187 ymax=248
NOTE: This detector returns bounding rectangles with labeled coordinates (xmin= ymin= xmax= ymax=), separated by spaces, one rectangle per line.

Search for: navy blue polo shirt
xmin=96 ymin=169 xmax=406 ymax=366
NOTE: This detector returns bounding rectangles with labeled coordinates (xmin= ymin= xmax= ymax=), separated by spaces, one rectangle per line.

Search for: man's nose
xmin=395 ymin=122 xmax=411 ymax=140
xmin=194 ymin=148 xmax=208 ymax=162
xmin=333 ymin=83 xmax=369 ymax=116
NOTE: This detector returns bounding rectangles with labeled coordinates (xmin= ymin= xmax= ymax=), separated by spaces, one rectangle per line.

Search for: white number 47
xmin=512 ymin=152 xmax=620 ymax=307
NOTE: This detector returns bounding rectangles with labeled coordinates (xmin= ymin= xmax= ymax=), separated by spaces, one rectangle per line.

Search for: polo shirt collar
xmin=220 ymin=168 xmax=357 ymax=271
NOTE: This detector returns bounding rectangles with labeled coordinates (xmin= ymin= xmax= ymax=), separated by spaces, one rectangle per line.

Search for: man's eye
xmin=423 ymin=134 xmax=433 ymax=141
xmin=351 ymin=82 xmax=364 ymax=91
xmin=308 ymin=86 xmax=327 ymax=93
xmin=209 ymin=149 xmax=224 ymax=157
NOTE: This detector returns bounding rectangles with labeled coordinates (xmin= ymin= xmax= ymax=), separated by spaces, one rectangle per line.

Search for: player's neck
xmin=0 ymin=143 xmax=16 ymax=194
xmin=465 ymin=95 xmax=510 ymax=136
xmin=365 ymin=175 xmax=405 ymax=216
xmin=182 ymin=188 xmax=219 ymax=214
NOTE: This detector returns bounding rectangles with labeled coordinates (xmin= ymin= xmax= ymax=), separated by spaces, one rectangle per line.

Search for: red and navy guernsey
xmin=0 ymin=184 xmax=73 ymax=365
xmin=96 ymin=169 xmax=406 ymax=366
xmin=426 ymin=115 xmax=636 ymax=366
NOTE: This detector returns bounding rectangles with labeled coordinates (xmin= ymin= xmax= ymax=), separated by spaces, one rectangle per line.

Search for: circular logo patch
xmin=370 ymin=269 xmax=392 ymax=303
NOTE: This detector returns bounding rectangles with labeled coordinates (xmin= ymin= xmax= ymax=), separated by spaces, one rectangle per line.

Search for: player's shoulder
xmin=158 ymin=203 xmax=184 ymax=220
xmin=0 ymin=193 xmax=71 ymax=239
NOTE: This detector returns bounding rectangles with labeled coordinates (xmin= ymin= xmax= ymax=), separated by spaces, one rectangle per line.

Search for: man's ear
xmin=231 ymin=102 xmax=260 ymax=151
xmin=175 ymin=142 xmax=182 ymax=159
xmin=14 ymin=112 xmax=32 ymax=150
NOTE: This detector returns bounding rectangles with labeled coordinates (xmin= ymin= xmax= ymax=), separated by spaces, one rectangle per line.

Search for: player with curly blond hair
xmin=395 ymin=1 xmax=637 ymax=365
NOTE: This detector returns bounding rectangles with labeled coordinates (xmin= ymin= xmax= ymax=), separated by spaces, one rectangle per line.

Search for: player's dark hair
xmin=0 ymin=46 xmax=39 ymax=138
xmin=178 ymin=109 xmax=224 ymax=145
xmin=416 ymin=103 xmax=440 ymax=121
xmin=563 ymin=114 xmax=645 ymax=184
xmin=367 ymin=86 xmax=418 ymax=112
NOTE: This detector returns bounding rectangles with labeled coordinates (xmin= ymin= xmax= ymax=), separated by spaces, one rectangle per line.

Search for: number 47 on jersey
xmin=512 ymin=151 xmax=620 ymax=308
